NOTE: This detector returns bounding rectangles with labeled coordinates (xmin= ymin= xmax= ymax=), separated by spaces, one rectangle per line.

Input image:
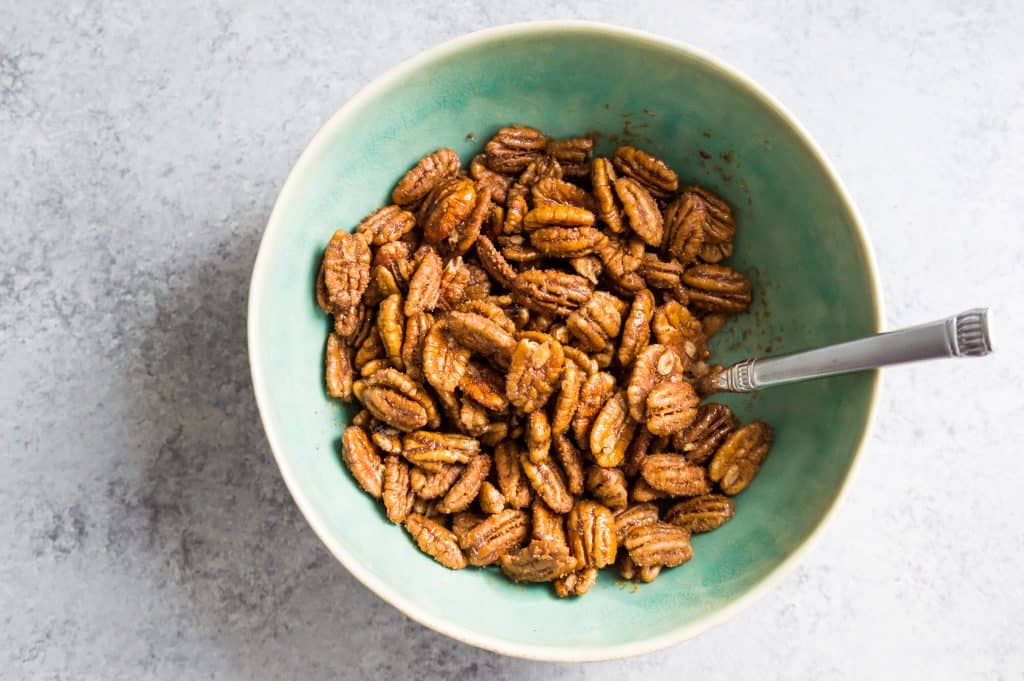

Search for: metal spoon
xmin=706 ymin=308 xmax=993 ymax=393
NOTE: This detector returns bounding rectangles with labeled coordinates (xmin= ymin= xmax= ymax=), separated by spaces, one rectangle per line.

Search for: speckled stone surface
xmin=3 ymin=2 xmax=1022 ymax=679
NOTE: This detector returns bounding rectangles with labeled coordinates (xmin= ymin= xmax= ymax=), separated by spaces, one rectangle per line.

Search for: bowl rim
xmin=247 ymin=20 xmax=884 ymax=662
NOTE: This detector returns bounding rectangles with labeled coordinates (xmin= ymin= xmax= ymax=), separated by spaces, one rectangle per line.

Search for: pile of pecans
xmin=317 ymin=126 xmax=774 ymax=597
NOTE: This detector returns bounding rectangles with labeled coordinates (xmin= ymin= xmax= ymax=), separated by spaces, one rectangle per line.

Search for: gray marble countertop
xmin=3 ymin=2 xmax=1023 ymax=679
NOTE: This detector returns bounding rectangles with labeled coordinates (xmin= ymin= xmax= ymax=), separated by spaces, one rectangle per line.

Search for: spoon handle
xmin=709 ymin=308 xmax=993 ymax=393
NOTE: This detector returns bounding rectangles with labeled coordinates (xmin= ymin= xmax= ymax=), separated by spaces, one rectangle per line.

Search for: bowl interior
xmin=249 ymin=24 xmax=880 ymax=660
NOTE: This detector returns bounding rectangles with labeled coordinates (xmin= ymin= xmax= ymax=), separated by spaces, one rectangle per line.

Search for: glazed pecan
xmin=622 ymin=428 xmax=653 ymax=478
xmin=529 ymin=226 xmax=606 ymax=258
xmin=662 ymin=193 xmax=705 ymax=264
xmin=526 ymin=411 xmax=552 ymax=464
xmin=400 ymin=312 xmax=433 ymax=383
xmin=520 ymin=451 xmax=574 ymax=514
xmin=512 ymin=269 xmax=593 ymax=317
xmin=617 ymin=288 xmax=655 ymax=367
xmin=494 ymin=440 xmax=532 ymax=508
xmin=405 ymin=513 xmax=467 ymax=569
xmin=595 ymin=236 xmax=645 ymax=294
xmin=484 ymin=125 xmax=548 ymax=174
xmin=437 ymin=453 xmax=491 ymax=513
xmin=532 ymin=177 xmax=595 ymax=211
xmin=652 ymin=300 xmax=707 ymax=367
xmin=566 ymin=500 xmax=617 ymax=568
xmin=500 ymin=540 xmax=578 ymax=582
xmin=626 ymin=344 xmax=685 ymax=422
xmin=615 ymin=177 xmax=664 ymax=247
xmin=709 ymin=421 xmax=773 ymax=495
xmin=553 ymin=434 xmax=586 ymax=496
xmin=377 ymin=293 xmax=405 ymax=369
xmin=419 ymin=177 xmax=477 ymax=245
xmin=404 ymin=246 xmax=443 ymax=315
xmin=421 ymin=319 xmax=470 ymax=395
xmin=589 ymin=392 xmax=637 ymax=468
xmin=506 ymin=333 xmax=565 ymax=413
xmin=546 ymin=137 xmax=593 ymax=177
xmin=478 ymin=481 xmax=506 ymax=515
xmin=664 ymin=494 xmax=736 ymax=533
xmin=447 ymin=186 xmax=490 ymax=256
xmin=356 ymin=205 xmax=417 ymax=247
xmin=683 ymin=264 xmax=752 ymax=313
xmin=683 ymin=186 xmax=736 ymax=263
xmin=459 ymin=361 xmax=508 ymax=412
xmin=645 ymin=380 xmax=699 ymax=437
xmin=392 ymin=148 xmax=460 ymax=207
xmin=445 ymin=311 xmax=516 ymax=362
xmin=641 ymin=453 xmax=711 ymax=497
xmin=341 ymin=426 xmax=384 ymax=498
xmin=571 ymin=371 xmax=616 ymax=445
xmin=325 ymin=332 xmax=354 ymax=401
xmin=470 ymin=154 xmax=511 ymax=204
xmin=585 ymin=466 xmax=628 ymax=510
xmin=672 ymin=403 xmax=738 ymax=465
xmin=474 ymin=235 xmax=517 ymax=290
xmin=612 ymin=145 xmax=678 ymax=198
xmin=402 ymin=430 xmax=480 ymax=468
xmin=566 ymin=291 xmax=626 ymax=353
xmin=410 ymin=463 xmax=463 ymax=500
xmin=531 ymin=499 xmax=567 ymax=545
xmin=360 ymin=368 xmax=439 ymax=432
xmin=591 ymin=157 xmax=624 ymax=233
xmin=497 ymin=234 xmax=544 ymax=264
xmin=322 ymin=229 xmax=372 ymax=334
xmin=551 ymin=359 xmax=584 ymax=435
xmin=613 ymin=503 xmax=659 ymax=542
xmin=623 ymin=522 xmax=692 ymax=568
xmin=523 ymin=204 xmax=596 ymax=231
xmin=554 ymin=567 xmax=598 ymax=597
xmin=462 ymin=508 xmax=530 ymax=566
xmin=383 ymin=456 xmax=414 ymax=523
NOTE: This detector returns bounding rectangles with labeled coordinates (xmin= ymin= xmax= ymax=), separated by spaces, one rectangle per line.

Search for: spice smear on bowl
xmin=317 ymin=126 xmax=774 ymax=597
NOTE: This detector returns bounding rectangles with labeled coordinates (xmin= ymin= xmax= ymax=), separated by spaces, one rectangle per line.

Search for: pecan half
xmin=585 ymin=466 xmax=628 ymax=510
xmin=612 ymin=145 xmax=678 ymax=198
xmin=437 ymin=453 xmax=491 ymax=514
xmin=512 ymin=269 xmax=593 ymax=317
xmin=623 ymin=522 xmax=692 ymax=568
xmin=645 ymin=380 xmax=699 ymax=436
xmin=340 ymin=426 xmax=384 ymax=498
xmin=553 ymin=434 xmax=586 ymax=496
xmin=461 ymin=508 xmax=530 ymax=566
xmin=499 ymin=540 xmax=578 ymax=582
xmin=664 ymin=494 xmax=736 ymax=533
xmin=708 ymin=421 xmax=773 ymax=495
xmin=421 ymin=319 xmax=471 ymax=395
xmin=589 ymin=392 xmax=637 ymax=468
xmin=383 ymin=456 xmax=414 ymax=523
xmin=546 ymin=137 xmax=593 ymax=177
xmin=672 ymin=402 xmax=737 ymax=465
xmin=613 ymin=503 xmax=659 ymax=542
xmin=566 ymin=500 xmax=617 ymax=569
xmin=325 ymin=332 xmax=354 ymax=401
xmin=520 ymin=451 xmax=574 ymax=514
xmin=506 ymin=333 xmax=565 ymax=413
xmin=615 ymin=177 xmax=664 ymax=247
xmin=641 ymin=453 xmax=711 ymax=497
xmin=494 ymin=440 xmax=532 ymax=509
xmin=683 ymin=264 xmax=752 ymax=313
xmin=418 ymin=177 xmax=477 ymax=245
xmin=392 ymin=148 xmax=460 ymax=207
xmin=405 ymin=513 xmax=467 ymax=569
xmin=566 ymin=291 xmax=626 ymax=353
xmin=410 ymin=463 xmax=463 ymax=500
xmin=402 ymin=430 xmax=480 ymax=468
xmin=484 ymin=125 xmax=548 ymax=174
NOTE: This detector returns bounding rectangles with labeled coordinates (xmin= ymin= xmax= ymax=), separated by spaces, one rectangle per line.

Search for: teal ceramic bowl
xmin=248 ymin=22 xmax=882 ymax=661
